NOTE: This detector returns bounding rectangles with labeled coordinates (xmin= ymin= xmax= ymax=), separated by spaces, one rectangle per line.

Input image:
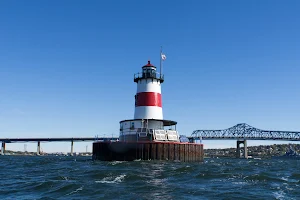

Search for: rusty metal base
xmin=92 ymin=141 xmax=204 ymax=162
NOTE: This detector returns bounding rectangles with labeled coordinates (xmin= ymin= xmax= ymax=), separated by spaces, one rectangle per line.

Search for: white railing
xmin=166 ymin=130 xmax=179 ymax=141
xmin=120 ymin=127 xmax=179 ymax=142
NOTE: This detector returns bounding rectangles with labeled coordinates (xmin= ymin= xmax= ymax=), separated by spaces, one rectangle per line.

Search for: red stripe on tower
xmin=135 ymin=92 xmax=162 ymax=107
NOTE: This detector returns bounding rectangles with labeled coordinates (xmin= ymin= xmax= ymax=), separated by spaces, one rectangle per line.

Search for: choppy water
xmin=0 ymin=156 xmax=300 ymax=199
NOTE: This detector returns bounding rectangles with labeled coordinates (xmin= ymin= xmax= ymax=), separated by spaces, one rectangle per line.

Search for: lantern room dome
xmin=142 ymin=60 xmax=156 ymax=69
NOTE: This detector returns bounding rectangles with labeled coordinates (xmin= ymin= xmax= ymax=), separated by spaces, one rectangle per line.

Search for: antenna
xmin=160 ymin=46 xmax=162 ymax=78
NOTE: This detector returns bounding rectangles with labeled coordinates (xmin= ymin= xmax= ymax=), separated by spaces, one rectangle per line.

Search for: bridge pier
xmin=1 ymin=142 xmax=5 ymax=155
xmin=236 ymin=140 xmax=247 ymax=158
xmin=71 ymin=140 xmax=74 ymax=156
xmin=37 ymin=141 xmax=41 ymax=155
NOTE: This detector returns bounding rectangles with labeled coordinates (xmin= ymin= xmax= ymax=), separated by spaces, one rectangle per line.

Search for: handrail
xmin=134 ymin=72 xmax=164 ymax=80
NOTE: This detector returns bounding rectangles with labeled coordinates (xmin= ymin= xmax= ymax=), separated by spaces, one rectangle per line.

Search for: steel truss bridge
xmin=191 ymin=123 xmax=300 ymax=141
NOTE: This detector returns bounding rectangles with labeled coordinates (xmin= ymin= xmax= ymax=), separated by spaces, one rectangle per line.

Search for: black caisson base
xmin=92 ymin=141 xmax=204 ymax=162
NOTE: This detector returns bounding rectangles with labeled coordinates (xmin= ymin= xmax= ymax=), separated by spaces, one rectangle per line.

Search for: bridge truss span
xmin=191 ymin=123 xmax=300 ymax=141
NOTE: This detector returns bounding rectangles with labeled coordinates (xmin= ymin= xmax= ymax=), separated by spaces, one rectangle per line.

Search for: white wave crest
xmin=66 ymin=186 xmax=83 ymax=196
xmin=95 ymin=174 xmax=126 ymax=184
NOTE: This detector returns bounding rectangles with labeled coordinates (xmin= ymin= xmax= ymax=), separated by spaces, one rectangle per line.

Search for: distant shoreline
xmin=205 ymin=144 xmax=300 ymax=158
xmin=2 ymin=143 xmax=299 ymax=158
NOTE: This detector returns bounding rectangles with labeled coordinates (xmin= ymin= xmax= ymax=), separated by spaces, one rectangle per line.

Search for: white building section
xmin=136 ymin=79 xmax=161 ymax=93
xmin=134 ymin=106 xmax=163 ymax=120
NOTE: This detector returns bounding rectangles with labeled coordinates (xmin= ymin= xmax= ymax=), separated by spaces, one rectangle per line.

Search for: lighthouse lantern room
xmin=119 ymin=60 xmax=180 ymax=142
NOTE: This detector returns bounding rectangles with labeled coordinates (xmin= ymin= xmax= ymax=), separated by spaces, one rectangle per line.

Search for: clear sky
xmin=1 ymin=0 xmax=300 ymax=153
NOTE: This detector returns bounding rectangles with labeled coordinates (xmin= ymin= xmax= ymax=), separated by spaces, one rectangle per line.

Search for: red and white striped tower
xmin=119 ymin=56 xmax=179 ymax=142
xmin=134 ymin=60 xmax=164 ymax=120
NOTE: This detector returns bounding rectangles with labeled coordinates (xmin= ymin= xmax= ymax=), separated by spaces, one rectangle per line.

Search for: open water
xmin=0 ymin=156 xmax=300 ymax=199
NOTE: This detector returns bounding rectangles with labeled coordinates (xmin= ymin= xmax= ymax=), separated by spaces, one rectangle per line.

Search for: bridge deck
xmin=0 ymin=137 xmax=118 ymax=143
xmin=2 ymin=123 xmax=300 ymax=143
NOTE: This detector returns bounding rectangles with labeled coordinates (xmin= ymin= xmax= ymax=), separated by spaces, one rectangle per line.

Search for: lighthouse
xmin=92 ymin=56 xmax=204 ymax=162
xmin=119 ymin=60 xmax=179 ymax=142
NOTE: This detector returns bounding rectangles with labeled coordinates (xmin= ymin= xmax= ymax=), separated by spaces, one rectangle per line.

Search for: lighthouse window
xmin=151 ymin=69 xmax=155 ymax=77
xmin=130 ymin=122 xmax=135 ymax=129
xmin=146 ymin=69 xmax=151 ymax=77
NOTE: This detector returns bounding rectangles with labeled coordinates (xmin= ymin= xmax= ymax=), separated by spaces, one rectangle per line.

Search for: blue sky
xmin=1 ymin=0 xmax=300 ymax=152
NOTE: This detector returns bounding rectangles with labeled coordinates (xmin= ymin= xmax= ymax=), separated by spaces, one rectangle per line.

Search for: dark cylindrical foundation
xmin=93 ymin=141 xmax=204 ymax=162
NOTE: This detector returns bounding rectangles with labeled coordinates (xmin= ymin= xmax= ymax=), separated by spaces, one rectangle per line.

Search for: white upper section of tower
xmin=136 ymin=79 xmax=161 ymax=93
